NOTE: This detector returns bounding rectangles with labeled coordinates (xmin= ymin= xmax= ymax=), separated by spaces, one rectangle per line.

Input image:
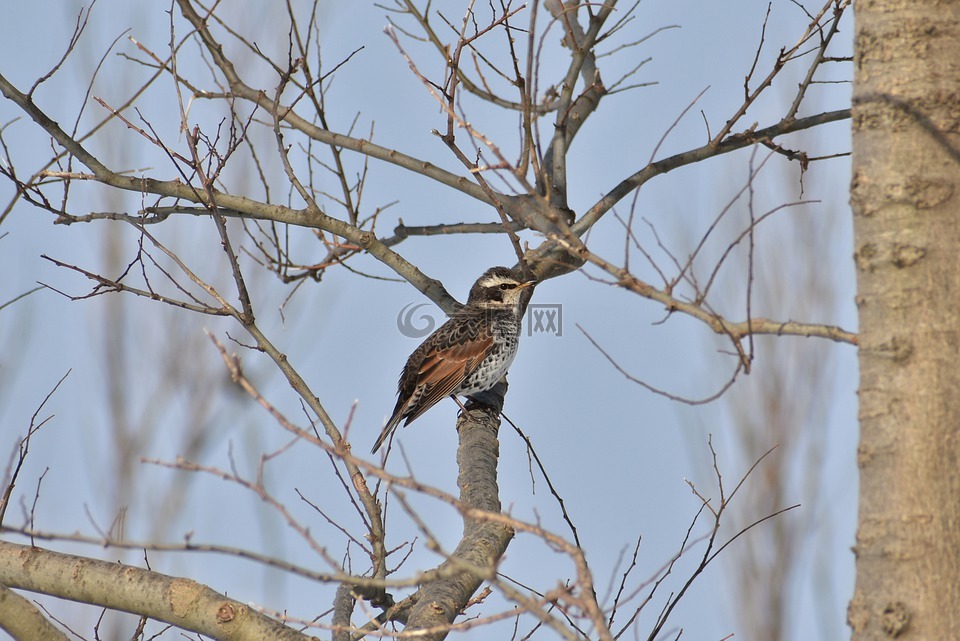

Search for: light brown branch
xmin=0 ymin=583 xmax=69 ymax=641
xmin=0 ymin=540 xmax=314 ymax=641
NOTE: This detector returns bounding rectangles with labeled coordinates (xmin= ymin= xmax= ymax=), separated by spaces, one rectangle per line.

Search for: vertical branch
xmin=402 ymin=390 xmax=514 ymax=638
xmin=541 ymin=0 xmax=615 ymax=209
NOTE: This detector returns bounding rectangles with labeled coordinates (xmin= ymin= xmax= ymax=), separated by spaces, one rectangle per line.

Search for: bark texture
xmin=0 ymin=541 xmax=314 ymax=641
xmin=851 ymin=0 xmax=960 ymax=637
xmin=0 ymin=583 xmax=70 ymax=641
xmin=401 ymin=384 xmax=515 ymax=639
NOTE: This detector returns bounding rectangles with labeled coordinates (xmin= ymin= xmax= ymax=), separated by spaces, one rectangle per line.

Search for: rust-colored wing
xmin=403 ymin=331 xmax=495 ymax=425
xmin=371 ymin=314 xmax=494 ymax=453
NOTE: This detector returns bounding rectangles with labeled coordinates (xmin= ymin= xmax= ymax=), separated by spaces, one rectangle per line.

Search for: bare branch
xmin=0 ymin=583 xmax=69 ymax=641
xmin=0 ymin=540 xmax=317 ymax=641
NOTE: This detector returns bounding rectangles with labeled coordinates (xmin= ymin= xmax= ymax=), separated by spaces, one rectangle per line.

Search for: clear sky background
xmin=0 ymin=2 xmax=857 ymax=640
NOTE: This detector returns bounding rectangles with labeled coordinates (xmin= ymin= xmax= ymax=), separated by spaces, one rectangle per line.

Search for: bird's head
xmin=466 ymin=266 xmax=536 ymax=310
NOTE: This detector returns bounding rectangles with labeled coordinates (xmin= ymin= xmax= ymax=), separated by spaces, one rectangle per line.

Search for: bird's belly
xmin=457 ymin=348 xmax=517 ymax=396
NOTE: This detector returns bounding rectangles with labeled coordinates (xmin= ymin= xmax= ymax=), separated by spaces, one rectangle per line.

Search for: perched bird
xmin=372 ymin=266 xmax=535 ymax=454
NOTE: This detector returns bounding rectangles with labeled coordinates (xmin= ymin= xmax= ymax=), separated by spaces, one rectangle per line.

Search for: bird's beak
xmin=518 ymin=279 xmax=536 ymax=290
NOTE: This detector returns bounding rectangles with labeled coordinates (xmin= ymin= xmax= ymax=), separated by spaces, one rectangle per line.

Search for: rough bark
xmin=401 ymin=383 xmax=515 ymax=640
xmin=850 ymin=0 xmax=960 ymax=637
xmin=0 ymin=541 xmax=315 ymax=641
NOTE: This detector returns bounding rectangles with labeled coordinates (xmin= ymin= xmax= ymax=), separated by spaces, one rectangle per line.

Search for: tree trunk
xmin=400 ymin=388 xmax=514 ymax=640
xmin=850 ymin=0 xmax=960 ymax=638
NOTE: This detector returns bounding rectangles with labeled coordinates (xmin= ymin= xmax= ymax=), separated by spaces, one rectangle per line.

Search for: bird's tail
xmin=371 ymin=413 xmax=403 ymax=454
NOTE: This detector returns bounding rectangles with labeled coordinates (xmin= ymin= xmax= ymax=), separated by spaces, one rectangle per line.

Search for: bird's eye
xmin=499 ymin=283 xmax=513 ymax=290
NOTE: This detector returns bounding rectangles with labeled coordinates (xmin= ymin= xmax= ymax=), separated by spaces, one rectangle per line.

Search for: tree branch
xmin=0 ymin=541 xmax=315 ymax=641
xmin=574 ymin=108 xmax=851 ymax=235
xmin=400 ymin=388 xmax=514 ymax=639
xmin=0 ymin=583 xmax=69 ymax=641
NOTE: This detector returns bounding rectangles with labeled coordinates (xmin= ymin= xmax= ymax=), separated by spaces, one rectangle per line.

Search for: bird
xmin=372 ymin=266 xmax=535 ymax=454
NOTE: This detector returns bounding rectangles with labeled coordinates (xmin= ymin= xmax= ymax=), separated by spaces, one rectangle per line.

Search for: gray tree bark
xmin=850 ymin=0 xmax=960 ymax=637
xmin=400 ymin=390 xmax=514 ymax=640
